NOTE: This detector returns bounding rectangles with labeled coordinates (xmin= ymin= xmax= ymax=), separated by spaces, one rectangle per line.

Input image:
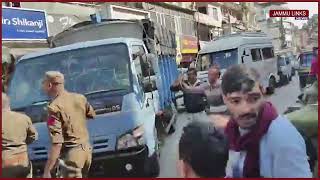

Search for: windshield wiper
xmin=84 ymin=89 xmax=126 ymax=96
xmin=32 ymin=99 xmax=49 ymax=106
xmin=12 ymin=99 xmax=49 ymax=111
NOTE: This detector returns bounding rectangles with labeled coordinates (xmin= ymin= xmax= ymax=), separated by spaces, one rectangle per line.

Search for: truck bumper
xmin=31 ymin=145 xmax=159 ymax=177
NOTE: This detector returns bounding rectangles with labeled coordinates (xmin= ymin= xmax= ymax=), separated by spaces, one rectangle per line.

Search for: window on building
xmin=262 ymin=47 xmax=274 ymax=60
xmin=2 ymin=2 xmax=20 ymax=7
xmin=198 ymin=7 xmax=207 ymax=14
xmin=164 ymin=14 xmax=175 ymax=32
xmin=212 ymin=7 xmax=218 ymax=21
xmin=150 ymin=12 xmax=157 ymax=23
xmin=251 ymin=48 xmax=262 ymax=61
xmin=174 ymin=16 xmax=182 ymax=35
xmin=182 ymin=19 xmax=196 ymax=36
xmin=11 ymin=2 xmax=20 ymax=7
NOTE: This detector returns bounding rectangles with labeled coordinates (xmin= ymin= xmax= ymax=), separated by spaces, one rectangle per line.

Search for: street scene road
xmin=159 ymin=74 xmax=302 ymax=177
xmin=2 ymin=2 xmax=317 ymax=178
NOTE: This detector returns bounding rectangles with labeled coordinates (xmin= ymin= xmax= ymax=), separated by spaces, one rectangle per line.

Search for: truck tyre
xmin=267 ymin=77 xmax=276 ymax=95
xmin=285 ymin=75 xmax=289 ymax=84
xmin=299 ymin=75 xmax=307 ymax=90
xmin=279 ymin=73 xmax=289 ymax=86
xmin=144 ymin=127 xmax=160 ymax=177
xmin=289 ymin=74 xmax=292 ymax=81
xmin=145 ymin=152 xmax=160 ymax=177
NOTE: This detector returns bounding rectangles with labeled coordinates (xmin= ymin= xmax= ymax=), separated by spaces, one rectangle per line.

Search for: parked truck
xmin=7 ymin=19 xmax=179 ymax=177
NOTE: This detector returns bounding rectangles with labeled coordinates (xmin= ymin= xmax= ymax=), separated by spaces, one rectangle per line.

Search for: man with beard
xmin=222 ymin=65 xmax=312 ymax=178
xmin=171 ymin=68 xmax=207 ymax=122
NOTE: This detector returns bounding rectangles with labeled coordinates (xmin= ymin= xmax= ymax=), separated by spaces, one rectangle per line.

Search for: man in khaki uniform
xmin=41 ymin=71 xmax=96 ymax=178
xmin=2 ymin=93 xmax=38 ymax=178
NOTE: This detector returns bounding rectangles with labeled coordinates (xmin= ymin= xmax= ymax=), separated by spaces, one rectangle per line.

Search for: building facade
xmin=255 ymin=2 xmax=288 ymax=52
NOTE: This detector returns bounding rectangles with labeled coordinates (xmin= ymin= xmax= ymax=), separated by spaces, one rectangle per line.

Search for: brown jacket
xmin=2 ymin=111 xmax=38 ymax=159
xmin=47 ymin=91 xmax=96 ymax=147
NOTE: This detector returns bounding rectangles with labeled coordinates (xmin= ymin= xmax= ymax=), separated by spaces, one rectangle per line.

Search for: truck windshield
xmin=8 ymin=43 xmax=131 ymax=109
xmin=209 ymin=49 xmax=238 ymax=69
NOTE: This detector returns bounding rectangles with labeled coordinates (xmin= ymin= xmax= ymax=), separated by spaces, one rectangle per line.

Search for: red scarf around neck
xmin=225 ymin=101 xmax=278 ymax=177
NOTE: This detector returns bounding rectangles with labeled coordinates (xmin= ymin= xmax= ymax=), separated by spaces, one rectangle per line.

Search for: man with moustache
xmin=222 ymin=65 xmax=312 ymax=178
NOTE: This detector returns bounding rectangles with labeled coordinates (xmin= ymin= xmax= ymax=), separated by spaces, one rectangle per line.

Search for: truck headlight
xmin=117 ymin=126 xmax=144 ymax=150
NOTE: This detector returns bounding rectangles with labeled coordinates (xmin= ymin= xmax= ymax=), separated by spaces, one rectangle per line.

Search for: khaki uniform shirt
xmin=47 ymin=91 xmax=95 ymax=147
xmin=2 ymin=111 xmax=38 ymax=159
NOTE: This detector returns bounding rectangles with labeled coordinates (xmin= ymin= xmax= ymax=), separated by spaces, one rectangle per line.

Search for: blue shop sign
xmin=2 ymin=7 xmax=48 ymax=40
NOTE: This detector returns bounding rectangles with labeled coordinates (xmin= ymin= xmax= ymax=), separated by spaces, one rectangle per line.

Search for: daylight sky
xmin=285 ymin=2 xmax=318 ymax=28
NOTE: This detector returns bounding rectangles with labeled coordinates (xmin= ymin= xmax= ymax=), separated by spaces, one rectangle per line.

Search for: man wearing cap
xmin=2 ymin=93 xmax=38 ymax=178
xmin=41 ymin=71 xmax=96 ymax=178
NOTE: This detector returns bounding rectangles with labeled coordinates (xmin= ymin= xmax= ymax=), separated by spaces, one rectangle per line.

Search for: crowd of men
xmin=2 ymin=48 xmax=317 ymax=178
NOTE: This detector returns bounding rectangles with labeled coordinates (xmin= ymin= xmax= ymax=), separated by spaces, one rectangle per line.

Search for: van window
xmin=209 ymin=49 xmax=238 ymax=69
xmin=262 ymin=47 xmax=274 ymax=59
xmin=197 ymin=54 xmax=211 ymax=71
xmin=251 ymin=48 xmax=262 ymax=62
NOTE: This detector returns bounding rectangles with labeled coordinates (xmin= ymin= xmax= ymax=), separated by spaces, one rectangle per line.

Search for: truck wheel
xmin=144 ymin=127 xmax=160 ymax=177
xmin=299 ymin=76 xmax=306 ymax=90
xmin=154 ymin=127 xmax=160 ymax=158
xmin=291 ymin=69 xmax=295 ymax=78
xmin=285 ymin=75 xmax=289 ymax=85
xmin=267 ymin=77 xmax=276 ymax=95
xmin=144 ymin=152 xmax=160 ymax=177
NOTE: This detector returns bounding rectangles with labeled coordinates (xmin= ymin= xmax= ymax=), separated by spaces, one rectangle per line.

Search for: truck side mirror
xmin=146 ymin=54 xmax=156 ymax=64
xmin=145 ymin=54 xmax=157 ymax=76
xmin=143 ymin=79 xmax=157 ymax=92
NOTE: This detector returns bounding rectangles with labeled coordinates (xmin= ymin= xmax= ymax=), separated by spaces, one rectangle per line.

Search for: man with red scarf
xmin=222 ymin=65 xmax=312 ymax=178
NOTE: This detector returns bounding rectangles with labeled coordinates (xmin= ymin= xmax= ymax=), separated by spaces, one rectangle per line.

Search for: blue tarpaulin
xmin=157 ymin=55 xmax=179 ymax=110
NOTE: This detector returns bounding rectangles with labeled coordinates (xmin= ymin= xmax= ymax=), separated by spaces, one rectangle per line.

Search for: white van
xmin=196 ymin=32 xmax=279 ymax=94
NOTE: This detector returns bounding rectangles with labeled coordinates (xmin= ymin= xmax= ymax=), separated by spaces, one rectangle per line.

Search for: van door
xmin=130 ymin=43 xmax=157 ymax=156
xmin=261 ymin=47 xmax=278 ymax=86
xmin=242 ymin=46 xmax=277 ymax=89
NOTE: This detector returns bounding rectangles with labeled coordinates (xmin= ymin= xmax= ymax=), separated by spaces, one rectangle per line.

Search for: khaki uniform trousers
xmin=60 ymin=143 xmax=92 ymax=178
xmin=2 ymin=152 xmax=32 ymax=178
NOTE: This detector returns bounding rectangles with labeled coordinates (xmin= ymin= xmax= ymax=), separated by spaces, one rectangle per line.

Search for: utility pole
xmin=279 ymin=17 xmax=286 ymax=49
